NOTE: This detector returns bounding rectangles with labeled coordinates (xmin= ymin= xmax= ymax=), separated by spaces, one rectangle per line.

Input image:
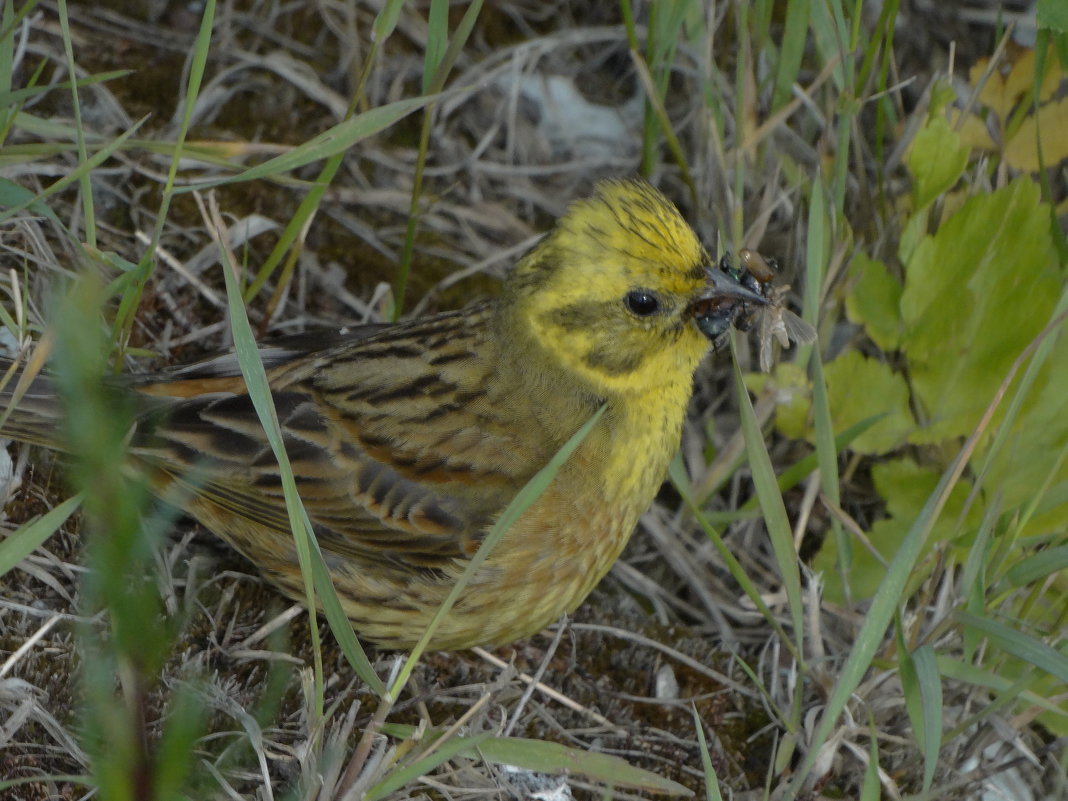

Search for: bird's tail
xmin=0 ymin=355 xmax=69 ymax=450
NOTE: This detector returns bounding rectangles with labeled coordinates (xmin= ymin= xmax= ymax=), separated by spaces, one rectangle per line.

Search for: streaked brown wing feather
xmin=134 ymin=321 xmax=393 ymax=397
xmin=134 ymin=303 xmax=538 ymax=570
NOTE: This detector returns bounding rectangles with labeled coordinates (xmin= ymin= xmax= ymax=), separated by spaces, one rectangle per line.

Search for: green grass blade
xmin=392 ymin=0 xmax=484 ymax=319
xmin=0 ymin=492 xmax=83 ymax=576
xmin=0 ymin=115 xmax=148 ymax=225
xmin=113 ymin=0 xmax=217 ymax=359
xmin=956 ymin=610 xmax=1068 ymax=685
xmin=244 ymin=0 xmax=413 ymax=304
xmin=424 ymin=0 xmax=448 ymax=92
xmin=1005 ymin=544 xmax=1068 ymax=587
xmin=211 ymin=198 xmax=385 ymax=701
xmin=692 ymin=704 xmax=724 ymax=801
xmin=364 ymin=732 xmax=492 ymax=801
xmin=0 ymin=176 xmax=67 ymax=231
xmin=0 ymin=70 xmax=131 ymax=110
xmin=372 ymin=0 xmax=406 ymax=42
xmin=55 ymin=0 xmax=94 ymax=247
xmin=177 ymin=94 xmax=436 ymax=193
xmin=860 ymin=717 xmax=881 ymax=801
xmin=731 ymin=337 xmax=804 ymax=645
xmin=477 ymin=735 xmax=692 ymax=796
xmin=785 ymin=307 xmax=1062 ymax=794
xmin=901 ymin=644 xmax=942 ymax=791
xmin=772 ymin=0 xmax=809 ymax=110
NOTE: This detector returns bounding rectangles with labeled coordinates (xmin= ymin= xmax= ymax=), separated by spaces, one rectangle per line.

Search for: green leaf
xmin=153 ymin=685 xmax=206 ymax=801
xmin=844 ymin=253 xmax=904 ymax=351
xmin=0 ymin=175 xmax=65 ymax=230
xmin=744 ymin=362 xmax=812 ymax=440
xmin=1037 ymin=0 xmax=1068 ymax=32
xmin=901 ymin=179 xmax=1058 ymax=443
xmin=824 ymin=350 xmax=914 ymax=455
xmin=860 ymin=718 xmax=881 ymax=801
xmin=907 ymin=115 xmax=968 ymax=208
xmin=372 ymin=0 xmax=406 ymax=41
xmin=815 ymin=457 xmax=980 ymax=602
xmin=0 ymin=70 xmax=130 ymax=110
xmin=977 ymin=332 xmax=1068 ymax=536
xmin=939 ymin=654 xmax=1068 ymax=717
xmin=789 ymin=399 xmax=993 ymax=793
xmin=0 ymin=115 xmax=147 ymax=225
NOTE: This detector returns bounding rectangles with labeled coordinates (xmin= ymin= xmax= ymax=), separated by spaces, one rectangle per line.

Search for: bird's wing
xmin=134 ymin=305 xmax=542 ymax=570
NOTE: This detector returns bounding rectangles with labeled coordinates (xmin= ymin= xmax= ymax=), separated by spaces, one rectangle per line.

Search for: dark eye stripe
xmin=545 ymin=300 xmax=618 ymax=331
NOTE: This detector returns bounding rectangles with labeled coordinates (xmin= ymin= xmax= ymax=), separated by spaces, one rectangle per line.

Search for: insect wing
xmin=781 ymin=309 xmax=817 ymax=346
xmin=758 ymin=309 xmax=776 ymax=373
xmin=757 ymin=286 xmax=817 ymax=372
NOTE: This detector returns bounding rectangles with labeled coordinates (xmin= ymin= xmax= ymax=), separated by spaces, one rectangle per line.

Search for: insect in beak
xmin=689 ymin=264 xmax=768 ymax=342
xmin=690 ymin=248 xmax=818 ymax=368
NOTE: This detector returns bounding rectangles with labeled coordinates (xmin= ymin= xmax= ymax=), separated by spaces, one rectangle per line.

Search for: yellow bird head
xmin=503 ymin=179 xmax=764 ymax=397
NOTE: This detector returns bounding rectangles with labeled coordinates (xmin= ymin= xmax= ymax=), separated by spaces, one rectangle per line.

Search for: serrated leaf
xmin=816 ymin=457 xmax=981 ymax=602
xmin=823 ymin=351 xmax=914 ymax=455
xmin=901 ymin=179 xmax=1058 ymax=443
xmin=771 ymin=362 xmax=814 ymax=440
xmin=844 ymin=253 xmax=904 ymax=351
xmin=874 ymin=458 xmax=979 ymax=536
xmin=743 ymin=362 xmax=813 ymax=440
xmin=978 ymin=332 xmax=1068 ymax=536
xmin=907 ymin=115 xmax=969 ymax=209
xmin=814 ymin=517 xmax=897 ymax=602
xmin=898 ymin=205 xmax=928 ymax=265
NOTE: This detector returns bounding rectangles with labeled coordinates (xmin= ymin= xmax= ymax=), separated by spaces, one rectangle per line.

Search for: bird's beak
xmin=687 ymin=266 xmax=769 ymax=342
xmin=699 ymin=267 xmax=768 ymax=305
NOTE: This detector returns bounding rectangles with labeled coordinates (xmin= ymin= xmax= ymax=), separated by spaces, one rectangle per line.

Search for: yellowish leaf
xmin=949 ymin=108 xmax=996 ymax=153
xmin=1005 ymin=97 xmax=1068 ymax=171
xmin=973 ymin=58 xmax=1018 ymax=121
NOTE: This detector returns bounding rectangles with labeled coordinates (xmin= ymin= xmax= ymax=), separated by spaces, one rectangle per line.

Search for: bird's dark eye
xmin=625 ymin=290 xmax=660 ymax=316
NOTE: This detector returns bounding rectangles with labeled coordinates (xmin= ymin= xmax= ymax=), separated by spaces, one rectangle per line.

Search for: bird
xmin=1 ymin=179 xmax=766 ymax=650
